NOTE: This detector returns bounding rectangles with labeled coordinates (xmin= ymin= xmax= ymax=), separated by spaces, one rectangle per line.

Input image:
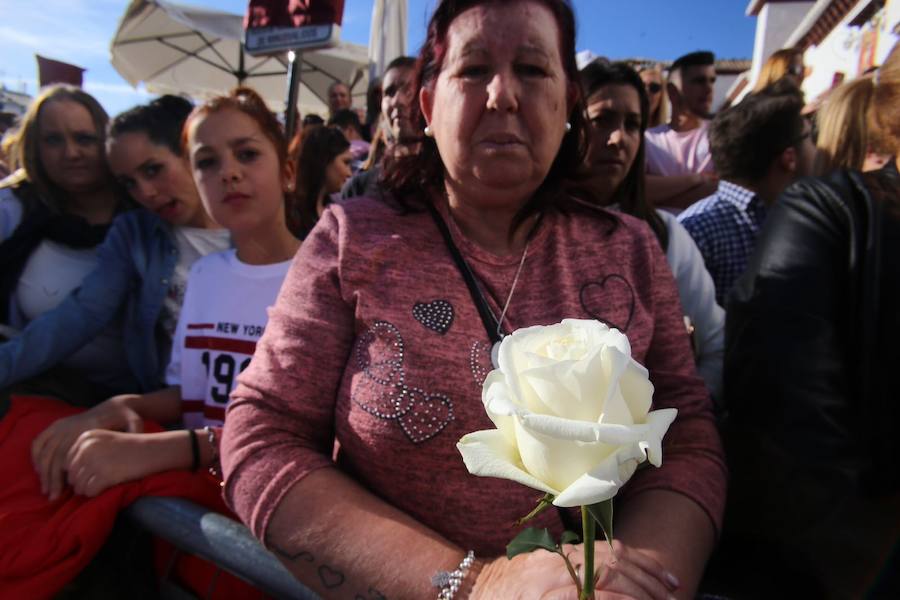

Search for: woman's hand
xmin=470 ymin=540 xmax=678 ymax=600
xmin=588 ymin=539 xmax=678 ymax=600
xmin=31 ymin=395 xmax=144 ymax=500
xmin=471 ymin=549 xmax=581 ymax=599
xmin=64 ymin=429 xmax=159 ymax=497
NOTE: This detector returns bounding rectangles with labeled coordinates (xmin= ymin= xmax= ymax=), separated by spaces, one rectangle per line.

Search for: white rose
xmin=457 ymin=319 xmax=677 ymax=507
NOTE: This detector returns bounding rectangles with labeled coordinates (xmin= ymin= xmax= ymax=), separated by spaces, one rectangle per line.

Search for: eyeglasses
xmin=645 ymin=82 xmax=662 ymax=94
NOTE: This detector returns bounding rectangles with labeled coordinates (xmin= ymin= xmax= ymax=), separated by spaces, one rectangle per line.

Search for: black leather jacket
xmin=721 ymin=164 xmax=900 ymax=597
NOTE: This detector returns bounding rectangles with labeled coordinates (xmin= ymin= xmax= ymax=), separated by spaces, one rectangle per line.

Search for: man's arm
xmin=646 ymin=173 xmax=718 ymax=210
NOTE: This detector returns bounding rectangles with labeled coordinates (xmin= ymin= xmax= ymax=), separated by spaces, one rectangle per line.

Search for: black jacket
xmin=721 ymin=164 xmax=900 ymax=597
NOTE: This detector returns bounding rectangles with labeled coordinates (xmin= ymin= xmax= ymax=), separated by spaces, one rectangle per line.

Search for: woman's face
xmin=187 ymin=108 xmax=290 ymax=236
xmin=420 ymin=1 xmax=572 ymax=205
xmin=586 ymin=84 xmax=642 ymax=200
xmin=38 ymin=99 xmax=106 ymax=194
xmin=324 ymin=149 xmax=353 ymax=196
xmin=107 ymin=131 xmax=209 ymax=228
xmin=639 ymin=70 xmax=662 ymax=115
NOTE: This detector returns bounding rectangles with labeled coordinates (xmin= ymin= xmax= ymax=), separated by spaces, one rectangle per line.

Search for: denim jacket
xmin=0 ymin=209 xmax=178 ymax=392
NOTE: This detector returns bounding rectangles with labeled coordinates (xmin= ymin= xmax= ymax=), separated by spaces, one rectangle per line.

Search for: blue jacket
xmin=0 ymin=209 xmax=178 ymax=392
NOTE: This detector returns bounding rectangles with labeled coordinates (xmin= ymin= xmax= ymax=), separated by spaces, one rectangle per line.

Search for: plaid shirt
xmin=677 ymin=180 xmax=767 ymax=306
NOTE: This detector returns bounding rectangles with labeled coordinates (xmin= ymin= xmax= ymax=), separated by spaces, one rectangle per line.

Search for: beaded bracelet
xmin=204 ymin=426 xmax=220 ymax=478
xmin=431 ymin=550 xmax=475 ymax=600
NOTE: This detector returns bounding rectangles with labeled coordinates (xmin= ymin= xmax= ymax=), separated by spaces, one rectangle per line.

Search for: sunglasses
xmin=645 ymin=82 xmax=662 ymax=94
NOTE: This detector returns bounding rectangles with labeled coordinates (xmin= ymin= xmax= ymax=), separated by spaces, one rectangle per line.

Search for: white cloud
xmin=84 ymin=81 xmax=151 ymax=97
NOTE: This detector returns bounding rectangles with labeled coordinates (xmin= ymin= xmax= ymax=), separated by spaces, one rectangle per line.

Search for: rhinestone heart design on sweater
xmin=412 ymin=300 xmax=454 ymax=335
xmin=352 ymin=320 xmax=454 ymax=443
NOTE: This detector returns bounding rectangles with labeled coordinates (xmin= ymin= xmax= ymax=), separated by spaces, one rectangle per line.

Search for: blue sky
xmin=0 ymin=0 xmax=757 ymax=116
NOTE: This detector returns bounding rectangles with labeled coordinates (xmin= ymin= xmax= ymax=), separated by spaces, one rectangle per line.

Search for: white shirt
xmin=645 ymin=122 xmax=715 ymax=177
xmin=658 ymin=209 xmax=724 ymax=400
xmin=166 ymin=249 xmax=292 ymax=428
xmin=2 ymin=186 xmax=132 ymax=389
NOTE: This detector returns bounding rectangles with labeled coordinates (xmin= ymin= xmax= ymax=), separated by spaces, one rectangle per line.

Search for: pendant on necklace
xmin=491 ymin=339 xmax=502 ymax=369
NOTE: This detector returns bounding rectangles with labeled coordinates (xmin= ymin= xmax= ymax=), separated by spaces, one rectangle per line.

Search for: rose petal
xmin=638 ymin=408 xmax=677 ymax=466
xmin=499 ymin=334 xmax=549 ymax=415
xmin=518 ymin=412 xmax=656 ymax=445
xmin=514 ymin=417 xmax=615 ymax=492
xmin=482 ymin=370 xmax=520 ymax=447
xmin=552 ymin=444 xmax=646 ymax=507
xmin=457 ymin=429 xmax=559 ymax=496
xmin=619 ymin=360 xmax=654 ymax=421
xmin=520 ymin=352 xmax=603 ymax=421
xmin=564 ymin=319 xmax=630 ymax=356
xmin=594 ymin=346 xmax=635 ymax=426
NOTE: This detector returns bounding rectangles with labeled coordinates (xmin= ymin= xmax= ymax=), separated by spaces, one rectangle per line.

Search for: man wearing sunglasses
xmin=645 ymin=51 xmax=720 ymax=211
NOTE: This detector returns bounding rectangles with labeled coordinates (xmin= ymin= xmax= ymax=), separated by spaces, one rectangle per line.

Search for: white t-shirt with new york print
xmin=166 ymin=248 xmax=292 ymax=428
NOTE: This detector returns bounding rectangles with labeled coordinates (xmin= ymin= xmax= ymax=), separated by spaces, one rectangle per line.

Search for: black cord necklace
xmin=427 ymin=201 xmax=580 ymax=535
xmin=426 ymin=202 xmax=537 ymax=367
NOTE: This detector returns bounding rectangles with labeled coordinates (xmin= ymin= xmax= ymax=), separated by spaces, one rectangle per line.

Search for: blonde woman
xmin=815 ymin=76 xmax=892 ymax=174
xmin=754 ymin=48 xmax=805 ymax=91
xmin=638 ymin=64 xmax=670 ymax=128
xmin=0 ymin=85 xmax=131 ymax=394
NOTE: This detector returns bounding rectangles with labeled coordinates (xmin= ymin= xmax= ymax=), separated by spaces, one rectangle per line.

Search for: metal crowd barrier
xmin=127 ymin=496 xmax=319 ymax=600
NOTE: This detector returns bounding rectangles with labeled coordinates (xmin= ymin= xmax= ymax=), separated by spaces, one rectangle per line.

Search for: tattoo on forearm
xmin=270 ymin=543 xmax=350 ymax=591
xmin=270 ymin=543 xmax=387 ymax=595
xmin=317 ymin=564 xmax=346 ymax=589
xmin=271 ymin=544 xmax=315 ymax=563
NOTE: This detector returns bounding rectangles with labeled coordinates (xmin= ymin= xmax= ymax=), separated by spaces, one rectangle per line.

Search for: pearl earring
xmin=565 ymin=122 xmax=572 ymax=132
xmin=424 ymin=125 xmax=434 ymax=137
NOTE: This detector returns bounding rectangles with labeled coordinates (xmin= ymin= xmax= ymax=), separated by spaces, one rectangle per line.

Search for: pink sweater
xmin=221 ymin=196 xmax=726 ymax=556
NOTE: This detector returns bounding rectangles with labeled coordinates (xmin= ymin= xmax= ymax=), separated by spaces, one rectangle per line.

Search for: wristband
xmin=187 ymin=428 xmax=200 ymax=472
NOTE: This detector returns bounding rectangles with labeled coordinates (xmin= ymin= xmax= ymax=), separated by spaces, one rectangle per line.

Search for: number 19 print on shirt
xmin=164 ymin=249 xmax=293 ymax=429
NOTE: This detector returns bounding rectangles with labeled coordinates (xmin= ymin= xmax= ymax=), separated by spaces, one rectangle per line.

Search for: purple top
xmin=221 ymin=195 xmax=727 ymax=556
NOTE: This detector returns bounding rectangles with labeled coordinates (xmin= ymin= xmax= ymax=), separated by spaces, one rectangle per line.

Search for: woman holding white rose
xmin=221 ymin=1 xmax=726 ymax=598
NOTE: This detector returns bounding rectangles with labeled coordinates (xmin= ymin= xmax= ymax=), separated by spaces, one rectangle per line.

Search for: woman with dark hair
xmin=578 ymin=61 xmax=724 ymax=401
xmin=222 ymin=1 xmax=725 ymax=597
xmin=290 ymin=125 xmax=351 ymax=238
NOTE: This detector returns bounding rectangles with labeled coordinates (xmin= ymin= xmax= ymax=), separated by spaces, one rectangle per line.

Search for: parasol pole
xmin=284 ymin=50 xmax=301 ymax=141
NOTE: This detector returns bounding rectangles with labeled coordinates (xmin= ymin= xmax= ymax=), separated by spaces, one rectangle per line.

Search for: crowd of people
xmin=0 ymin=0 xmax=898 ymax=598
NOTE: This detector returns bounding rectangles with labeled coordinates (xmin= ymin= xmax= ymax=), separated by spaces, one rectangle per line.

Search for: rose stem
xmin=580 ymin=506 xmax=595 ymax=600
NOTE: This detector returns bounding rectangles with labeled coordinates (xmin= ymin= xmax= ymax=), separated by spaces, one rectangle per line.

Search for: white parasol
xmin=110 ymin=0 xmax=369 ymax=117
xmin=368 ymin=0 xmax=408 ymax=79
